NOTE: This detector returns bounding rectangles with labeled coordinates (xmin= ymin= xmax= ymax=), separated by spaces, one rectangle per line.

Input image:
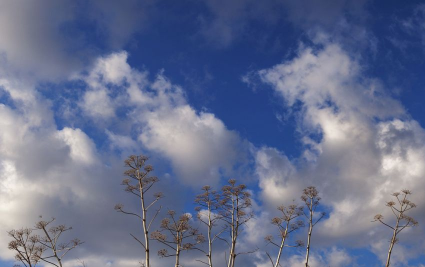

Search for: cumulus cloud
xmin=254 ymin=147 xmax=300 ymax=207
xmin=56 ymin=127 xmax=98 ymax=165
xmin=273 ymin=247 xmax=352 ymax=267
xmin=252 ymin=42 xmax=425 ymax=264
xmin=0 ymin=49 xmax=249 ymax=266
xmin=1 ymin=2 xmax=423 ymax=264
xmin=325 ymin=247 xmax=353 ymax=267
xmin=77 ymin=51 xmax=244 ymax=186
xmin=0 ymin=51 xmax=253 ymax=266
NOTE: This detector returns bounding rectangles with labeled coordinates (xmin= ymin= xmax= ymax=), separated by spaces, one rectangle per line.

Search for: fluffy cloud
xmin=254 ymin=147 xmax=300 ymax=207
xmin=0 ymin=50 xmax=247 ymax=266
xmin=140 ymin=105 xmax=240 ymax=185
xmin=56 ymin=128 xmax=98 ymax=165
xmin=78 ymin=51 xmax=244 ymax=186
xmin=275 ymin=247 xmax=352 ymax=267
xmin=254 ymin=42 xmax=425 ymax=264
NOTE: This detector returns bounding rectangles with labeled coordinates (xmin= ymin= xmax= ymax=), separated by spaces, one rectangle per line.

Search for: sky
xmin=1 ymin=0 xmax=425 ymax=266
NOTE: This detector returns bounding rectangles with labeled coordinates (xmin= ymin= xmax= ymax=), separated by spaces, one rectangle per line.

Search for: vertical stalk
xmin=138 ymin=171 xmax=150 ymax=267
xmin=175 ymin=232 xmax=180 ymax=267
xmin=41 ymin=227 xmax=62 ymax=267
xmin=386 ymin=216 xmax=400 ymax=267
xmin=207 ymin=202 xmax=213 ymax=267
xmin=305 ymin=199 xmax=313 ymax=267
xmin=227 ymin=195 xmax=235 ymax=267
xmin=232 ymin=196 xmax=240 ymax=267
xmin=274 ymin=226 xmax=288 ymax=267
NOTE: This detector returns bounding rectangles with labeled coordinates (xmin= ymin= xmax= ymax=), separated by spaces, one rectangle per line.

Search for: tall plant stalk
xmin=220 ymin=179 xmax=255 ymax=267
xmin=115 ymin=155 xmax=163 ymax=267
xmin=301 ymin=186 xmax=325 ymax=267
xmin=373 ymin=189 xmax=418 ymax=267
xmin=265 ymin=203 xmax=304 ymax=267
xmin=194 ymin=185 xmax=224 ymax=267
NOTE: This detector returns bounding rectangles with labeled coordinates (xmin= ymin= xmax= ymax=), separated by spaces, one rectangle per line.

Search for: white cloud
xmin=255 ymin=42 xmax=425 ymax=264
xmin=140 ymin=105 xmax=240 ymax=185
xmin=326 ymin=247 xmax=353 ymax=267
xmin=81 ymin=89 xmax=116 ymax=119
xmin=284 ymin=253 xmax=324 ymax=267
xmin=259 ymin=247 xmax=352 ymax=267
xmin=369 ymin=239 xmax=423 ymax=267
xmin=0 ymin=50 xmax=249 ymax=265
xmin=56 ymin=127 xmax=98 ymax=165
xmin=106 ymin=130 xmax=137 ymax=151
xmin=78 ymin=51 xmax=244 ymax=186
xmin=255 ymin=147 xmax=300 ymax=207
xmin=85 ymin=51 xmax=132 ymax=87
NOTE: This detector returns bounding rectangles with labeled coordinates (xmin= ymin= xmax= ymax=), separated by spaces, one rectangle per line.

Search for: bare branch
xmin=130 ymin=234 xmax=147 ymax=251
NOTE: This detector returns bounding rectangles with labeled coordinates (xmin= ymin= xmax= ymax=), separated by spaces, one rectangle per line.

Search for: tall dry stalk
xmin=35 ymin=217 xmax=83 ymax=267
xmin=220 ymin=179 xmax=254 ymax=267
xmin=265 ymin=203 xmax=304 ymax=267
xmin=373 ymin=189 xmax=418 ymax=267
xmin=301 ymin=186 xmax=325 ymax=267
xmin=8 ymin=228 xmax=44 ymax=267
xmin=8 ymin=217 xmax=83 ymax=267
xmin=194 ymin=185 xmax=224 ymax=267
xmin=151 ymin=210 xmax=205 ymax=267
xmin=115 ymin=155 xmax=163 ymax=267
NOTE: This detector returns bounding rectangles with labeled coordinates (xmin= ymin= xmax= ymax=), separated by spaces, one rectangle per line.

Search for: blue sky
xmin=1 ymin=0 xmax=425 ymax=266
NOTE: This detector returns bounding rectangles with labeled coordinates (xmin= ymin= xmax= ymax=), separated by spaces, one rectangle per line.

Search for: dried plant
xmin=34 ymin=217 xmax=83 ymax=267
xmin=373 ymin=189 xmax=418 ymax=267
xmin=194 ymin=185 xmax=224 ymax=267
xmin=265 ymin=203 xmax=304 ymax=267
xmin=115 ymin=155 xmax=163 ymax=267
xmin=9 ymin=217 xmax=83 ymax=267
xmin=301 ymin=186 xmax=325 ymax=267
xmin=151 ymin=210 xmax=205 ymax=267
xmin=220 ymin=179 xmax=256 ymax=267
xmin=8 ymin=228 xmax=45 ymax=267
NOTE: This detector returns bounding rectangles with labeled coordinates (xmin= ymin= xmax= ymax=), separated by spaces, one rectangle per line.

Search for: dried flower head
xmin=265 ymin=235 xmax=273 ymax=242
xmin=386 ymin=201 xmax=396 ymax=207
xmin=401 ymin=189 xmax=411 ymax=195
xmin=271 ymin=217 xmax=282 ymax=225
xmin=374 ymin=214 xmax=384 ymax=221
xmin=154 ymin=192 xmax=164 ymax=199
xmin=295 ymin=240 xmax=305 ymax=247
xmin=151 ymin=231 xmax=167 ymax=242
xmin=157 ymin=249 xmax=168 ymax=257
